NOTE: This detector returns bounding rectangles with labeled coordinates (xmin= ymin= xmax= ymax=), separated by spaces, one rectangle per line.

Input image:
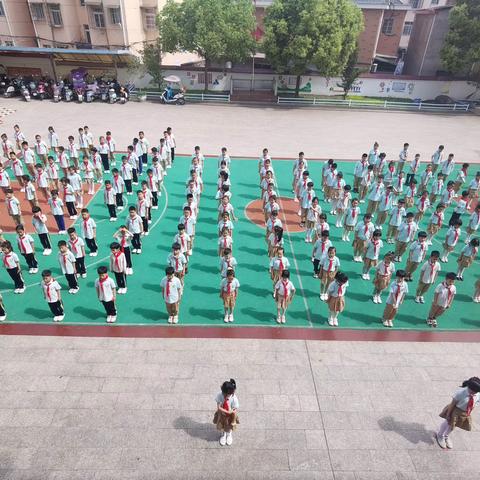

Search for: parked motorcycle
xmin=3 ymin=79 xmax=17 ymax=98
xmin=160 ymin=88 xmax=185 ymax=105
xmin=37 ymin=80 xmax=46 ymax=100
xmin=63 ymin=84 xmax=73 ymax=102
xmin=52 ymin=83 xmax=61 ymax=102
xmin=20 ymin=83 xmax=31 ymax=102
xmin=76 ymin=87 xmax=84 ymax=103
xmin=108 ymin=87 xmax=117 ymax=104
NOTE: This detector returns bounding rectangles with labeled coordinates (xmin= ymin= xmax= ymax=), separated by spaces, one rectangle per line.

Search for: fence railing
xmin=277 ymin=96 xmax=470 ymax=112
xmin=131 ymin=89 xmax=230 ymax=103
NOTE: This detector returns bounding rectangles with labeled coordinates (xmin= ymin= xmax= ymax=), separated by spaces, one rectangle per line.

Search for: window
xmin=411 ymin=0 xmax=423 ymax=8
xmin=30 ymin=3 xmax=45 ymax=20
xmin=48 ymin=4 xmax=63 ymax=26
xmin=43 ymin=43 xmax=51 ymax=48
xmin=80 ymin=0 xmax=85 ymax=5
xmin=430 ymin=0 xmax=439 ymax=4
xmin=109 ymin=7 xmax=121 ymax=25
xmin=84 ymin=24 xmax=91 ymax=44
xmin=403 ymin=21 xmax=413 ymax=35
xmin=0 ymin=1 xmax=5 ymax=17
xmin=143 ymin=9 xmax=156 ymax=30
xmin=92 ymin=7 xmax=105 ymax=28
xmin=382 ymin=17 xmax=394 ymax=35
xmin=5 ymin=40 xmax=14 ymax=46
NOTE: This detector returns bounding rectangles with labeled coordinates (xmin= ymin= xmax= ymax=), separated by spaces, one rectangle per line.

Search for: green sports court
xmin=0 ymin=154 xmax=478 ymax=331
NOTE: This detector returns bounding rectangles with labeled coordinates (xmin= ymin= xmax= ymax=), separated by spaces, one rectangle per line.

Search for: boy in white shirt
xmin=34 ymin=134 xmax=49 ymax=166
xmin=353 ymin=154 xmax=368 ymax=193
xmin=16 ymin=224 xmax=38 ymax=274
xmin=394 ymin=213 xmax=418 ymax=262
xmin=166 ymin=127 xmax=176 ymax=164
xmin=67 ymin=227 xmax=87 ymax=278
xmin=20 ymin=140 xmax=36 ymax=177
xmin=386 ymin=198 xmax=406 ymax=244
xmin=138 ymin=131 xmax=150 ymax=167
xmin=440 ymin=153 xmax=455 ymax=180
xmin=41 ymin=269 xmax=64 ymax=322
xmin=161 ymin=266 xmax=183 ymax=324
xmin=67 ymin=136 xmax=79 ymax=171
xmin=60 ymin=177 xmax=78 ymax=219
xmin=32 ymin=206 xmax=52 ymax=255
xmin=5 ymin=189 xmax=23 ymax=226
xmin=465 ymin=204 xmax=480 ymax=244
xmin=397 ymin=142 xmax=409 ymax=173
xmin=67 ymin=166 xmax=83 ymax=208
xmin=218 ymin=147 xmax=231 ymax=169
xmin=167 ymin=243 xmax=187 ymax=285
xmin=274 ymin=270 xmax=295 ymax=324
xmin=405 ymin=231 xmax=428 ymax=282
xmin=48 ymin=190 xmax=66 ymax=234
xmin=78 ymin=127 xmax=89 ymax=158
xmin=1 ymin=241 xmax=25 ymax=293
xmin=1 ymin=133 xmax=14 ymax=159
xmin=220 ymin=269 xmax=240 ymax=323
xmin=426 ymin=272 xmax=456 ymax=327
xmin=126 ymin=206 xmax=143 ymax=254
xmin=57 ymin=240 xmax=79 ymax=293
xmin=120 ymin=156 xmax=133 ymax=195
xmin=109 ymin=242 xmax=127 ymax=294
xmin=382 ymin=270 xmax=408 ymax=327
xmin=362 ymin=229 xmax=383 ymax=280
xmin=431 ymin=145 xmax=444 ymax=174
xmin=366 ymin=176 xmax=384 ymax=216
xmin=441 ymin=220 xmax=461 ymax=263
xmin=80 ymin=208 xmax=98 ymax=256
xmin=220 ymin=248 xmax=237 ymax=279
xmin=95 ymin=265 xmax=117 ymax=323
xmin=353 ymin=214 xmax=374 ymax=262
xmin=106 ymin=131 xmax=116 ymax=164
xmin=406 ymin=153 xmax=421 ymax=186
xmin=415 ymin=250 xmax=441 ymax=303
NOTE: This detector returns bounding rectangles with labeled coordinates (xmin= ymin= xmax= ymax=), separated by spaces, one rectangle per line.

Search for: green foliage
xmin=158 ymin=0 xmax=256 ymax=90
xmin=337 ymin=47 xmax=363 ymax=99
xmin=263 ymin=0 xmax=363 ymax=96
xmin=128 ymin=38 xmax=163 ymax=88
xmin=441 ymin=0 xmax=480 ymax=83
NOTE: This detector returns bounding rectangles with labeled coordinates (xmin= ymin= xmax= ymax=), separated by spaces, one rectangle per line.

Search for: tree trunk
xmin=203 ymin=59 xmax=209 ymax=93
xmin=295 ymin=75 xmax=301 ymax=97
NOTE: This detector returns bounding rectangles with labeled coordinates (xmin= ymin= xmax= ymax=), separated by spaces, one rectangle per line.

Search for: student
xmin=353 ymin=153 xmax=368 ymax=193
xmin=140 ymin=182 xmax=153 ymax=224
xmin=121 ymin=156 xmax=133 ymax=195
xmin=106 ymin=131 xmax=116 ymax=164
xmin=91 ymin=147 xmax=103 ymax=184
xmin=8 ymin=151 xmax=24 ymax=190
xmin=57 ymin=146 xmax=70 ymax=178
xmin=405 ymin=153 xmax=421 ymax=186
xmin=218 ymin=195 xmax=236 ymax=222
xmin=382 ymin=270 xmax=408 ymax=327
xmin=34 ymin=134 xmax=49 ymax=166
xmin=320 ymin=246 xmax=340 ymax=301
xmin=113 ymin=226 xmax=134 ymax=275
xmin=372 ymin=252 xmax=395 ymax=304
xmin=41 ymin=269 xmax=64 ymax=322
xmin=67 ymin=227 xmax=87 ymax=279
xmin=394 ymin=213 xmax=418 ymax=263
xmin=405 ymin=231 xmax=428 ymax=282
xmin=166 ymin=127 xmax=176 ymax=164
xmin=32 ymin=206 xmax=52 ymax=255
xmin=415 ymin=250 xmax=441 ymax=303
xmin=386 ymin=198 xmax=406 ymax=244
xmin=20 ymin=140 xmax=36 ymax=178
xmin=464 ymin=204 xmax=480 ymax=244
xmin=78 ymin=127 xmax=89 ymax=158
xmin=306 ymin=197 xmax=321 ymax=243
xmin=274 ymin=269 xmax=295 ymax=324
xmin=440 ymin=180 xmax=455 ymax=209
xmin=429 ymin=173 xmax=444 ymax=205
xmin=427 ymin=272 xmax=456 ymax=327
xmin=126 ymin=206 xmax=143 ymax=254
xmin=414 ymin=191 xmax=430 ymax=224
xmin=467 ymin=171 xmax=480 ymax=203
xmin=368 ymin=142 xmax=380 ymax=166
xmin=375 ymin=185 xmax=393 ymax=230
xmin=109 ymin=242 xmax=127 ymax=294
xmin=0 ymin=162 xmax=11 ymax=192
xmin=5 ymin=188 xmax=23 ymax=226
xmin=264 ymin=195 xmax=280 ymax=224
xmin=384 ymin=161 xmax=396 ymax=187
xmin=374 ymin=152 xmax=387 ymax=179
xmin=160 ymin=266 xmax=183 ymax=324
xmin=326 ymin=271 xmax=348 ymax=326
xmin=359 ymin=165 xmax=374 ymax=204
xmin=473 ymin=279 xmax=480 ymax=303
xmin=426 ymin=203 xmax=446 ymax=245
xmin=419 ymin=163 xmax=433 ymax=193
xmin=218 ymin=227 xmax=233 ymax=258
xmin=95 ymin=265 xmax=117 ymax=323
xmin=16 ymin=225 xmax=38 ymax=274
xmin=84 ymin=126 xmax=94 ymax=150
xmin=159 ymin=136 xmax=169 ymax=170
xmin=267 ymin=225 xmax=283 ymax=259
xmin=67 ymin=135 xmax=79 ymax=170
xmin=0 ymin=293 xmax=6 ymax=321
xmin=46 ymin=156 xmax=59 ymax=190
xmin=220 ymin=248 xmax=237 ymax=279
xmin=366 ymin=175 xmax=384 ymax=216
xmin=440 ymin=153 xmax=455 ymax=180
xmin=180 ymin=206 xmax=196 ymax=246
xmin=456 ymin=238 xmax=479 ymax=281
xmin=431 ymin=145 xmax=444 ymax=174
xmin=174 ymin=223 xmax=192 ymax=261
xmin=167 ymin=242 xmax=187 ymax=285
xmin=220 ymin=269 xmax=240 ymax=323
xmin=334 ymin=184 xmax=351 ymax=228
xmin=111 ymin=168 xmax=125 ymax=211
xmin=60 ymin=177 xmax=77 ymax=219
xmin=23 ymin=175 xmax=38 ymax=209
xmin=48 ymin=190 xmax=66 ymax=234
xmin=13 ymin=124 xmax=26 ymax=150
xmin=146 ymin=168 xmax=160 ymax=209
xmin=218 ymin=212 xmax=234 ymax=238
xmin=269 ymin=247 xmax=290 ymax=297
xmin=98 ymin=136 xmax=110 ymax=172
xmin=392 ymin=170 xmax=405 ymax=206
xmin=353 ymin=213 xmax=374 ymax=262
xmin=342 ymin=198 xmax=360 ymax=242
xmin=215 ymin=379 xmax=239 ymax=446
xmin=57 ymin=240 xmax=79 ymax=293
xmin=330 ymin=172 xmax=345 ymax=216
xmin=404 ymin=179 xmax=417 ymax=209
xmin=312 ymin=229 xmax=332 ymax=277
xmin=81 ymin=155 xmax=94 ymax=195
xmin=453 ymin=163 xmax=469 ymax=193
xmin=132 ymin=138 xmax=143 ymax=177
xmin=35 ymin=164 xmax=50 ymax=201
xmin=135 ymin=190 xmax=149 ymax=235
xmin=441 ymin=220 xmax=462 ymax=263
xmin=397 ymin=142 xmax=409 ymax=173
xmin=436 ymin=377 xmax=480 ymax=450
xmin=138 ymin=131 xmax=150 ymax=168
xmin=103 ymin=180 xmax=116 ymax=221
xmin=448 ymin=190 xmax=469 ymax=227
xmin=1 ymin=241 xmax=25 ymax=293
xmin=218 ymin=147 xmax=231 ymax=169
xmin=362 ymin=229 xmax=383 ymax=280
xmin=80 ymin=208 xmax=98 ymax=257
xmin=67 ymin=166 xmax=83 ymax=208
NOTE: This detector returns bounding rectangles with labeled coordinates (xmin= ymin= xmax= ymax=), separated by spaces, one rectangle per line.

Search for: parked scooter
xmin=108 ymin=87 xmax=117 ymax=104
xmin=37 ymin=80 xmax=47 ymax=100
xmin=20 ymin=83 xmax=31 ymax=102
xmin=52 ymin=83 xmax=62 ymax=102
xmin=76 ymin=87 xmax=84 ymax=103
xmin=3 ymin=79 xmax=17 ymax=98
xmin=160 ymin=88 xmax=185 ymax=105
xmin=63 ymin=84 xmax=73 ymax=102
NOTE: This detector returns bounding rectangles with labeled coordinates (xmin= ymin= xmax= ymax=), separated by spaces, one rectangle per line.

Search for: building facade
xmin=0 ymin=0 xmax=165 ymax=51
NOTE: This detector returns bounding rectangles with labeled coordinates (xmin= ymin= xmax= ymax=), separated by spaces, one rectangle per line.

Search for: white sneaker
xmin=173 ymin=315 xmax=178 ymax=324
xmin=0 ymin=315 xmax=6 ymax=321
xmin=328 ymin=318 xmax=334 ymax=326
xmin=372 ymin=296 xmax=378 ymax=304
xmin=110 ymin=316 xmax=117 ymax=323
xmin=58 ymin=230 xmax=66 ymax=235
xmin=388 ymin=320 xmax=393 ymax=327
xmin=28 ymin=268 xmax=34 ymax=274
xmin=229 ymin=314 xmax=233 ymax=323
xmin=224 ymin=314 xmax=229 ymax=323
xmin=377 ymin=296 xmax=382 ymax=304
xmin=168 ymin=316 xmax=173 ymax=324
xmin=276 ymin=316 xmax=281 ymax=324
xmin=152 ymin=206 xmax=158 ymax=210
xmin=17 ymin=288 xmax=25 ymax=294
xmin=132 ymin=249 xmax=138 ymax=254
xmin=148 ymin=220 xmax=152 ymax=225
xmin=118 ymin=206 xmax=124 ymax=211
xmin=14 ymin=289 xmax=20 ymax=294
xmin=81 ymin=273 xmax=87 ymax=278
xmin=420 ymin=296 xmax=425 ymax=303
xmin=445 ymin=436 xmax=453 ymax=449
xmin=415 ymin=296 xmax=421 ymax=303
xmin=32 ymin=268 xmax=38 ymax=274
xmin=226 ymin=432 xmax=233 ymax=446
xmin=364 ymin=273 xmax=370 ymax=280
xmin=436 ymin=434 xmax=447 ymax=449
xmin=219 ymin=432 xmax=227 ymax=446
xmin=333 ymin=317 xmax=338 ymax=326
xmin=281 ymin=315 xmax=286 ymax=324
xmin=144 ymin=232 xmax=149 ymax=236
xmin=137 ymin=249 xmax=142 ymax=254
xmin=110 ymin=217 xmax=116 ymax=222
xmin=106 ymin=315 xmax=112 ymax=323
xmin=473 ymin=297 xmax=480 ymax=303
xmin=57 ymin=315 xmax=64 ymax=322
xmin=71 ymin=287 xmax=79 ymax=294
xmin=383 ymin=320 xmax=389 ymax=327
xmin=127 ymin=268 xmax=133 ymax=275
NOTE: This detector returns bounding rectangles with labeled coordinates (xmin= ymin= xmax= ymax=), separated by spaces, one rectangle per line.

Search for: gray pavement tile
xmin=0 ymin=447 xmax=36 ymax=469
xmin=284 ymin=411 xmax=325 ymax=430
xmin=279 ymin=377 xmax=316 ymax=395
xmin=287 ymin=449 xmax=332 ymax=471
xmin=0 ymin=470 xmax=51 ymax=480
xmin=49 ymin=472 xmax=97 ymax=480
xmin=115 ymin=392 xmax=155 ymax=409
xmin=318 ymin=394 xmax=374 ymax=412
xmin=26 ymin=375 xmax=70 ymax=392
xmin=325 ymin=430 xmax=388 ymax=450
xmin=408 ymin=450 xmax=480 ymax=473
xmin=246 ymin=473 xmax=333 ymax=480
xmin=299 ymin=395 xmax=320 ymax=411
xmin=263 ymin=394 xmax=301 ymax=411
xmin=329 ymin=450 xmax=415 ymax=472
xmin=101 ymin=377 xmax=141 ymax=393
xmin=138 ymin=378 xmax=176 ymax=393
xmin=74 ymin=392 xmax=119 ymax=409
xmin=75 ymin=349 xmax=148 ymax=364
xmin=65 ymin=376 xmax=106 ymax=392
xmin=0 ymin=408 xmax=55 ymax=427
xmin=381 ymin=429 xmax=438 ymax=450
xmin=305 ymin=429 xmax=328 ymax=450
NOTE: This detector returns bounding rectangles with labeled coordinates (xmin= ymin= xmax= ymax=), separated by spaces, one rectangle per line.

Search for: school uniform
xmin=429 ymin=178 xmax=444 ymax=204
xmin=406 ymin=156 xmax=421 ymax=185
xmin=121 ymin=163 xmax=133 ymax=193
xmin=312 ymin=239 xmax=332 ymax=274
xmin=220 ymin=256 xmax=238 ymax=278
xmin=98 ymin=143 xmax=110 ymax=171
xmin=139 ymin=137 xmax=150 ymax=167
xmin=221 ymin=278 xmax=240 ymax=309
xmin=110 ymin=251 xmax=127 ymax=289
xmin=383 ymin=281 xmax=408 ymax=321
xmin=20 ymin=147 xmax=35 ymax=168
xmin=127 ymin=152 xmax=139 ymax=183
xmin=174 ymin=233 xmax=191 ymax=257
xmin=366 ymin=183 xmax=384 ymax=215
xmin=414 ymin=196 xmax=430 ymax=222
xmin=80 ymin=217 xmax=98 ymax=254
xmin=34 ymin=140 xmax=48 ymax=163
xmin=374 ymin=156 xmax=387 ymax=177
xmin=13 ymin=131 xmax=26 ymax=148
xmin=264 ymin=202 xmax=280 ymax=219
xmin=114 ymin=232 xmax=133 ymax=269
xmin=440 ymin=158 xmax=455 ymax=178
xmin=68 ymin=172 xmax=82 ymax=194
xmin=111 ymin=175 xmax=125 ymax=208
xmin=344 ymin=207 xmax=360 ymax=231
xmin=166 ymin=133 xmax=176 ymax=163
xmin=48 ymin=132 xmax=59 ymax=149
xmin=443 ymin=226 xmax=461 ymax=253
xmin=68 ymin=237 xmax=86 ymax=276
xmin=102 ymin=186 xmax=116 ymax=220
xmin=306 ymin=206 xmax=321 ymax=230
xmin=395 ymin=221 xmax=418 ymax=258
xmin=404 ymin=184 xmax=417 ymax=208
xmin=95 ymin=276 xmax=117 ymax=317
xmin=376 ymin=191 xmax=393 ymax=226
xmin=467 ymin=178 xmax=479 ymax=200
xmin=11 ymin=158 xmax=24 ymax=178
xmin=466 ymin=210 xmax=480 ymax=240
xmin=374 ymin=261 xmax=395 ymax=291
xmin=41 ymin=280 xmax=64 ymax=318
xmin=457 ymin=244 xmax=478 ymax=269
xmin=180 ymin=215 xmax=196 ymax=238
xmin=218 ymin=154 xmax=231 ymax=169
xmin=106 ymin=136 xmax=116 ymax=160
xmin=427 ymin=210 xmax=444 ymax=238
xmin=57 ymin=152 xmax=70 ymax=172
xmin=67 ymin=143 xmax=79 ymax=164
xmin=218 ymin=220 xmax=234 ymax=236
xmin=16 ymin=234 xmax=38 ymax=270
xmin=1 ymin=252 xmax=25 ymax=290
xmin=431 ymin=149 xmax=444 ymax=173
xmin=440 ymin=188 xmax=454 ymax=208
xmin=416 ymin=259 xmax=441 ymax=297
xmin=353 ymin=221 xmax=375 ymax=255
xmin=320 ymin=255 xmax=340 ymax=285
xmin=419 ymin=170 xmax=433 ymax=192
xmin=405 ymin=240 xmax=428 ymax=278
xmin=147 ymin=174 xmax=160 ymax=207
xmin=270 ymin=256 xmax=290 ymax=285
xmin=32 ymin=214 xmax=51 ymax=251
xmin=449 ymin=198 xmax=468 ymax=226
xmin=58 ymin=251 xmax=78 ymax=290
xmin=62 ymin=183 xmax=77 ymax=217
xmin=327 ymin=280 xmax=348 ymax=312
xmin=6 ymin=195 xmax=21 ymax=224
xmin=134 ymin=143 xmax=144 ymax=174
xmin=78 ymin=133 xmax=89 ymax=153
xmin=398 ymin=149 xmax=408 ymax=172
xmin=439 ymin=387 xmax=479 ymax=432
xmin=387 ymin=206 xmax=406 ymax=241
xmin=353 ymin=160 xmax=368 ymax=191
xmin=214 ymin=392 xmax=240 ymax=432
xmin=392 ymin=175 xmax=405 ymax=204
xmin=48 ymin=197 xmax=65 ymax=232
xmin=126 ymin=215 xmax=143 ymax=251
xmin=334 ymin=190 xmax=350 ymax=214
xmin=274 ymin=279 xmax=295 ymax=309
xmin=81 ymin=160 xmax=94 ymax=181
xmin=364 ymin=239 xmax=383 ymax=269
xmin=428 ymin=281 xmax=456 ymax=323
xmin=25 ymin=182 xmax=36 ymax=205
xmin=92 ymin=152 xmax=103 ymax=174
xmin=137 ymin=198 xmax=149 ymax=233
xmin=369 ymin=148 xmax=379 ymax=166
xmin=359 ymin=171 xmax=374 ymax=201
xmin=0 ymin=169 xmax=11 ymax=189
xmin=167 ymin=253 xmax=187 ymax=282
xmin=36 ymin=170 xmax=49 ymax=190
xmin=218 ymin=235 xmax=233 ymax=256
xmin=160 ymin=275 xmax=183 ymax=316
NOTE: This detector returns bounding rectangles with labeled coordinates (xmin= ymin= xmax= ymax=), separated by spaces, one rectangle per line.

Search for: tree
xmin=128 ymin=38 xmax=163 ymax=89
xmin=337 ymin=47 xmax=362 ymax=99
xmin=158 ymin=0 xmax=256 ymax=92
xmin=441 ymin=0 xmax=480 ymax=89
xmin=263 ymin=0 xmax=363 ymax=97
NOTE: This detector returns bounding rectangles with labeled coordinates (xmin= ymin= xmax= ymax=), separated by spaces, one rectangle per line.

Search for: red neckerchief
xmin=99 ymin=275 xmax=109 ymax=296
xmin=45 ymin=280 xmax=52 ymax=301
xmin=113 ymin=251 xmax=122 ymax=270
xmin=2 ymin=253 xmax=11 ymax=268
xmin=278 ymin=257 xmax=284 ymax=273
xmin=281 ymin=280 xmax=289 ymax=297
xmin=18 ymin=235 xmax=28 ymax=253
xmin=466 ymin=394 xmax=476 ymax=416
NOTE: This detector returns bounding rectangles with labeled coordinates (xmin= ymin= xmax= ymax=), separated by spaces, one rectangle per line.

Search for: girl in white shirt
xmin=326 ymin=271 xmax=348 ymax=326
xmin=382 ymin=270 xmax=408 ymax=327
xmin=427 ymin=272 xmax=456 ymax=327
xmin=220 ymin=269 xmax=240 ymax=323
xmin=320 ymin=247 xmax=340 ymax=301
xmin=48 ymin=126 xmax=59 ymax=154
xmin=95 ymin=265 xmax=117 ymax=323
xmin=456 ymin=238 xmax=479 ymax=281
xmin=215 ymin=379 xmax=239 ymax=446
xmin=274 ymin=269 xmax=295 ymax=324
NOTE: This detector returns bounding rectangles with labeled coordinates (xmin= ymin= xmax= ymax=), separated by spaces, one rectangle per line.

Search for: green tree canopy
xmin=337 ymin=46 xmax=363 ymax=99
xmin=263 ymin=0 xmax=363 ymax=96
xmin=441 ymin=0 xmax=480 ymax=85
xmin=158 ymin=0 xmax=256 ymax=91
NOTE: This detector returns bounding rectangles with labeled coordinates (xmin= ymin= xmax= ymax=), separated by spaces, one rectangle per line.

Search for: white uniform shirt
xmin=2 ymin=252 xmax=19 ymax=269
xmin=126 ymin=215 xmax=143 ymax=234
xmin=386 ymin=281 xmax=408 ymax=308
xmin=48 ymin=131 xmax=59 ymax=147
xmin=110 ymin=251 xmax=127 ymax=273
xmin=355 ymin=221 xmax=375 ymax=241
xmin=48 ymin=197 xmax=64 ymax=215
xmin=270 ymin=256 xmax=291 ymax=272
xmin=58 ymin=152 xmax=69 ymax=169
xmin=95 ymin=276 xmax=116 ymax=302
xmin=167 ymin=253 xmax=187 ymax=272
xmin=42 ymin=280 xmax=61 ymax=303
xmin=17 ymin=234 xmax=34 ymax=254
xmin=25 ymin=182 xmax=36 ymax=201
xmin=452 ymin=387 xmax=480 ymax=412
xmin=36 ymin=171 xmax=49 ymax=188
xmin=416 ymin=197 xmax=430 ymax=213
xmin=440 ymin=159 xmax=455 ymax=176
xmin=68 ymin=237 xmax=85 ymax=259
xmin=34 ymin=140 xmax=48 ymax=155
xmin=180 ymin=216 xmax=196 ymax=236
xmin=62 ymin=184 xmax=76 ymax=203
xmin=434 ymin=282 xmax=456 ymax=308
xmin=431 ymin=179 xmax=444 ymax=195
xmin=365 ymin=239 xmax=383 ymax=260
xmin=468 ymin=211 xmax=480 ymax=231
xmin=67 ymin=143 xmax=79 ymax=159
xmin=419 ymin=260 xmax=441 ymax=284
xmin=408 ymin=240 xmax=428 ymax=263
xmin=327 ymin=280 xmax=348 ymax=298
xmin=221 ymin=277 xmax=240 ymax=293
xmin=81 ymin=217 xmax=96 ymax=239
xmin=368 ymin=183 xmax=385 ymax=202
xmin=445 ymin=226 xmax=461 ymax=247
xmin=6 ymin=196 xmax=20 ymax=215
xmin=376 ymin=261 xmax=395 ymax=277
xmin=312 ymin=239 xmax=332 ymax=260
xmin=378 ymin=192 xmax=393 ymax=212
xmin=215 ymin=392 xmax=239 ymax=409
xmin=58 ymin=251 xmax=76 ymax=274
xmin=397 ymin=221 xmax=418 ymax=242
xmin=11 ymin=158 xmax=24 ymax=177
xmin=32 ymin=214 xmax=49 ymax=234
xmin=321 ymin=255 xmax=340 ymax=272
xmin=112 ymin=176 xmax=125 ymax=194
xmin=68 ymin=173 xmax=82 ymax=191
xmin=21 ymin=148 xmax=35 ymax=165
xmin=389 ymin=207 xmax=406 ymax=227
xmin=174 ymin=233 xmax=191 ymax=254
xmin=344 ymin=207 xmax=360 ymax=227
xmin=0 ymin=170 xmax=10 ymax=187
xmin=354 ymin=160 xmax=368 ymax=178
xmin=274 ymin=279 xmax=295 ymax=297
xmin=160 ymin=276 xmax=183 ymax=303
xmin=461 ymin=244 xmax=478 ymax=259
xmin=218 ymin=235 xmax=233 ymax=250
xmin=220 ymin=257 xmax=238 ymax=278
xmin=121 ymin=163 xmax=133 ymax=180
xmin=431 ymin=149 xmax=444 ymax=166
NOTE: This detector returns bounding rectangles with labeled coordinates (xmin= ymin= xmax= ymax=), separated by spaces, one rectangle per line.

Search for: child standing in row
xmin=160 ymin=266 xmax=183 ymax=324
xmin=41 ymin=269 xmax=64 ymax=322
xmin=95 ymin=265 xmax=117 ymax=323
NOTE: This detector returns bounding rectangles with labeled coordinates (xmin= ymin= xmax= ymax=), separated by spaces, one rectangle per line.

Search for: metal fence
xmin=132 ymin=90 xmax=230 ymax=103
xmin=277 ymin=96 xmax=471 ymax=112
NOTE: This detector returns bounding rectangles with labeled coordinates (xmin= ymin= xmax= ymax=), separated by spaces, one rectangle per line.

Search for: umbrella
xmin=163 ymin=75 xmax=181 ymax=83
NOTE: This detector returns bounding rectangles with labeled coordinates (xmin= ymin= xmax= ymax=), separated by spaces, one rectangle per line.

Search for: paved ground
xmin=0 ymin=334 xmax=479 ymax=479
xmin=1 ymin=98 xmax=480 ymax=162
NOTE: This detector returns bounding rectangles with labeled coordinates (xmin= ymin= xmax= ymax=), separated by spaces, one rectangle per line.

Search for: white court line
xmin=273 ymin=165 xmax=313 ymax=327
xmin=0 ymin=184 xmax=168 ymax=295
